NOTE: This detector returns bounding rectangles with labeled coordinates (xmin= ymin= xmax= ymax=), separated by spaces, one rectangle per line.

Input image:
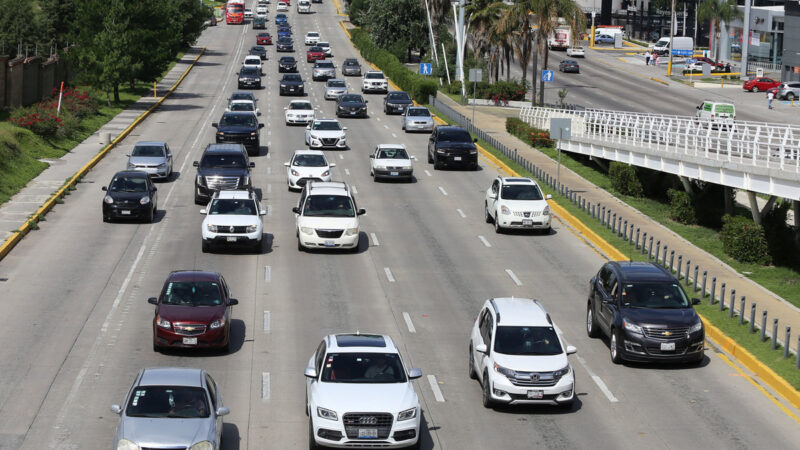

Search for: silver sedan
xmin=126 ymin=141 xmax=173 ymax=179
xmin=402 ymin=106 xmax=435 ymax=133
xmin=111 ymin=367 xmax=229 ymax=450
xmin=324 ymin=79 xmax=347 ymax=100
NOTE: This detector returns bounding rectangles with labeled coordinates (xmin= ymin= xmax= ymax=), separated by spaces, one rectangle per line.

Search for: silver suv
xmin=312 ymin=61 xmax=336 ymax=81
xmin=777 ymin=82 xmax=800 ymax=101
xmin=126 ymin=141 xmax=173 ymax=180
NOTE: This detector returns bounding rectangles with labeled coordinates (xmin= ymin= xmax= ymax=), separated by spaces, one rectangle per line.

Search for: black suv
xmin=427 ymin=125 xmax=478 ymax=170
xmin=212 ymin=111 xmax=263 ymax=156
xmin=383 ymin=91 xmax=413 ymax=115
xmin=586 ymin=262 xmax=704 ymax=364
xmin=279 ymin=73 xmax=305 ymax=96
xmin=193 ymin=144 xmax=255 ymax=204
xmin=278 ymin=56 xmax=297 ymax=73
xmin=238 ymin=66 xmax=261 ymax=89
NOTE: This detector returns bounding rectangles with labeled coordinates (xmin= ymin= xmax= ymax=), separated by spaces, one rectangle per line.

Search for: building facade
xmin=783 ymin=0 xmax=800 ymax=81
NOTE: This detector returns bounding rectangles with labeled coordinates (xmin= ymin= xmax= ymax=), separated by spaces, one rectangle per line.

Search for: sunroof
xmin=335 ymin=334 xmax=386 ymax=347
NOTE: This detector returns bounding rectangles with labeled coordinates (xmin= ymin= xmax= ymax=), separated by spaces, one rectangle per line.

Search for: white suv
xmin=201 ymin=190 xmax=266 ymax=252
xmin=284 ymin=150 xmax=335 ymax=191
xmin=362 ymin=71 xmax=388 ymax=93
xmin=485 ymin=176 xmax=552 ymax=234
xmin=305 ymin=31 xmax=321 ymax=45
xmin=305 ymin=118 xmax=347 ymax=149
xmin=305 ymin=333 xmax=422 ymax=448
xmin=293 ymin=181 xmax=364 ymax=251
xmin=298 ymin=0 xmax=311 ymax=13
xmin=469 ymin=298 xmax=576 ymax=407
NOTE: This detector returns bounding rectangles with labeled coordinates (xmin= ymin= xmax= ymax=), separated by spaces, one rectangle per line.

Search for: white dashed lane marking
xmin=402 ymin=312 xmax=416 ymax=333
xmin=438 ymin=186 xmax=448 ymax=196
xmin=505 ymin=269 xmax=523 ymax=286
xmin=427 ymin=375 xmax=446 ymax=402
xmin=370 ymin=233 xmax=380 ymax=246
xmin=478 ymin=236 xmax=491 ymax=248
xmin=456 ymin=209 xmax=466 ymax=218
xmin=384 ymin=267 xmax=395 ymax=283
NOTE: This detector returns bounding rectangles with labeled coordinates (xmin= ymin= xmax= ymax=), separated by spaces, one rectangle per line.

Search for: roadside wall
xmin=2 ymin=55 xmax=72 ymax=109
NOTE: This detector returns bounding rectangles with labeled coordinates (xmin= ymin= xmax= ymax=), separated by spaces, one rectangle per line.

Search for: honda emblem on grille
xmin=530 ymin=374 xmax=539 ymax=381
xmin=359 ymin=416 xmax=378 ymax=425
xmin=229 ymin=226 xmax=235 ymax=233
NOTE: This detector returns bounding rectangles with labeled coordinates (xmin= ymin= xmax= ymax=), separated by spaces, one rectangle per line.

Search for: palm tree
xmin=697 ymin=0 xmax=742 ymax=61
xmin=467 ymin=1 xmax=509 ymax=83
xmin=497 ymin=1 xmax=535 ymax=98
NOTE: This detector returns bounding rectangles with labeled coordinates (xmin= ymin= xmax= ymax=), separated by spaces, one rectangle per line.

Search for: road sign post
xmin=419 ymin=63 xmax=432 ymax=76
xmin=549 ymin=118 xmax=572 ymax=189
xmin=541 ymin=70 xmax=554 ymax=83
xmin=468 ymin=68 xmax=482 ymax=123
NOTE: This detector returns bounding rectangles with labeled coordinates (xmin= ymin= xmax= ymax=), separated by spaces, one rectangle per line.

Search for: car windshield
xmin=240 ymin=67 xmax=259 ymax=76
xmin=407 ymin=108 xmax=430 ymax=117
xmin=293 ymin=154 xmax=327 ymax=167
xmin=501 ymin=184 xmax=543 ymax=200
xmin=309 ymin=47 xmax=322 ymax=52
xmin=230 ymin=103 xmax=254 ymax=112
xmin=494 ymin=326 xmax=563 ymax=356
xmin=438 ymin=129 xmax=472 ymax=142
xmin=318 ymin=42 xmax=329 ymax=47
xmin=220 ymin=114 xmax=256 ymax=127
xmin=344 ymin=60 xmax=358 ymax=66
xmin=290 ymin=102 xmax=313 ymax=110
xmin=303 ymin=194 xmax=354 ymax=217
xmin=320 ymin=353 xmax=407 ymax=383
xmin=387 ymin=92 xmax=410 ymax=100
xmin=327 ymin=80 xmax=346 ymax=88
xmin=131 ymin=146 xmax=165 ymax=157
xmin=307 ymin=32 xmax=319 ymax=37
xmin=109 ymin=176 xmax=147 ymax=192
xmin=284 ymin=74 xmax=302 ymax=82
xmin=162 ymin=280 xmax=223 ymax=306
xmin=252 ymin=45 xmax=265 ymax=51
xmin=366 ymin=72 xmax=384 ymax=79
xmin=209 ymin=198 xmax=257 ymax=215
xmin=339 ymin=95 xmax=362 ymax=103
xmin=280 ymin=58 xmax=295 ymax=64
xmin=316 ymin=62 xmax=334 ymax=68
xmin=245 ymin=58 xmax=260 ymax=65
xmin=377 ymin=148 xmax=408 ymax=159
xmin=231 ymin=93 xmax=255 ymax=102
xmin=278 ymin=38 xmax=292 ymax=44
xmin=200 ymin=154 xmax=246 ymax=169
xmin=125 ymin=386 xmax=210 ymax=419
xmin=621 ymin=283 xmax=691 ymax=309
xmin=312 ymin=121 xmax=341 ymax=131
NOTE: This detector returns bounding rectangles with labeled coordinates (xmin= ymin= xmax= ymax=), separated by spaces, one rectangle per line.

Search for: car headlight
xmin=321 ymin=170 xmax=330 ymax=177
xmin=397 ymin=407 xmax=417 ymax=421
xmin=250 ymin=131 xmax=258 ymax=136
xmin=206 ymin=223 xmax=219 ymax=233
xmin=126 ymin=163 xmax=135 ymax=170
xmin=104 ymin=195 xmax=114 ymax=204
xmin=493 ymin=362 xmax=515 ymax=378
xmin=216 ymin=131 xmax=224 ymax=136
xmin=552 ymin=365 xmax=571 ymax=378
xmin=155 ymin=315 xmax=171 ymax=329
xmin=244 ymin=174 xmax=250 ymax=186
xmin=317 ymin=407 xmax=338 ymax=421
xmin=189 ymin=441 xmax=213 ymax=450
xmin=246 ymin=225 xmax=258 ymax=233
xmin=290 ymin=169 xmax=300 ymax=176
xmin=689 ymin=320 xmax=703 ymax=334
xmin=157 ymin=163 xmax=167 ymax=169
xmin=543 ymin=205 xmax=551 ymax=216
xmin=470 ymin=150 xmax=478 ymax=155
xmin=345 ymin=227 xmax=358 ymax=236
xmin=196 ymin=175 xmax=206 ymax=186
xmin=281 ymin=84 xmax=287 ymax=88
xmin=436 ymin=148 xmax=445 ymax=154
xmin=139 ymin=196 xmax=150 ymax=205
xmin=500 ymin=205 xmax=511 ymax=215
xmin=209 ymin=317 xmax=226 ymax=329
xmin=117 ymin=439 xmax=140 ymax=450
xmin=623 ymin=318 xmax=643 ymax=334
xmin=375 ymin=165 xmax=386 ymax=171
xmin=300 ymin=226 xmax=314 ymax=235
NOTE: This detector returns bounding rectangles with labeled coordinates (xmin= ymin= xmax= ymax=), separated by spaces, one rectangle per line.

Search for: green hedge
xmin=667 ymin=188 xmax=696 ymax=224
xmin=506 ymin=117 xmax=553 ymax=148
xmin=609 ymin=162 xmax=644 ymax=197
xmin=350 ymin=28 xmax=437 ymax=103
xmin=720 ymin=215 xmax=771 ymax=265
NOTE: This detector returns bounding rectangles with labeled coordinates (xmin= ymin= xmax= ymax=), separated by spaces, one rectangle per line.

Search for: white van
xmin=653 ymin=36 xmax=694 ymax=56
xmin=696 ymin=101 xmax=735 ymax=124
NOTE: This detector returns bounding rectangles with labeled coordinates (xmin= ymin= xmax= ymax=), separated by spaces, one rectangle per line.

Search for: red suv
xmin=257 ymin=32 xmax=272 ymax=45
xmin=149 ymin=271 xmax=239 ymax=352
xmin=307 ymin=46 xmax=325 ymax=63
xmin=743 ymin=77 xmax=781 ymax=93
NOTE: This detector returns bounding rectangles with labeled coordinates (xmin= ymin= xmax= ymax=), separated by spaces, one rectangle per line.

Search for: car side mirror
xmin=545 ymin=194 xmax=552 ymax=200
xmin=343 ymin=127 xmax=348 ymax=131
xmin=259 ymin=123 xmax=264 ymax=129
xmin=566 ymin=345 xmax=577 ymax=355
xmin=410 ymin=156 xmax=417 ymax=160
xmin=475 ymin=343 xmax=488 ymax=354
xmin=692 ymin=297 xmax=701 ymax=305
xmin=365 ymin=100 xmax=368 ymax=103
xmin=489 ymin=193 xmax=497 ymax=200
xmin=473 ymin=138 xmax=478 ymax=143
xmin=408 ymin=368 xmax=422 ymax=380
xmin=284 ymin=162 xmax=290 ymax=167
xmin=696 ymin=105 xmax=701 ymax=109
xmin=193 ymin=161 xmax=199 ymax=167
xmin=256 ymin=109 xmax=261 ymax=115
xmin=249 ymin=162 xmax=256 ymax=168
xmin=110 ymin=404 xmax=122 ymax=415
xmin=124 ymin=153 xmax=131 ymax=158
xmin=306 ymin=125 xmax=311 ymax=130
xmin=260 ymin=209 xmax=267 ymax=216
xmin=369 ymin=155 xmax=374 ymax=159
xmin=304 ymin=367 xmax=318 ymax=378
xmin=147 ymin=297 xmax=158 ymax=305
xmin=357 ymin=208 xmax=366 ymax=215
xmin=216 ymin=406 xmax=230 ymax=416
xmin=292 ymin=207 xmax=300 ymax=214
xmin=101 ymin=186 xmax=108 ymax=191
xmin=225 ymin=108 xmax=231 ymax=112
xmin=329 ymin=163 xmax=336 ymax=167
xmin=228 ymin=298 xmax=239 ymax=306
xmin=200 ymin=209 xmax=207 ymax=214
xmin=284 ymin=107 xmax=288 ymax=110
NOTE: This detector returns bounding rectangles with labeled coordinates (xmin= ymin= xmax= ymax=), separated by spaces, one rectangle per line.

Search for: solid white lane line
xmin=370 ymin=232 xmax=380 ymax=246
xmin=262 ymin=372 xmax=271 ymax=401
xmin=402 ymin=312 xmax=416 ymax=333
xmin=456 ymin=208 xmax=466 ymax=218
xmin=263 ymin=310 xmax=271 ymax=333
xmin=427 ymin=375 xmax=446 ymax=402
xmin=345 ymin=168 xmax=350 ymax=176
xmin=438 ymin=186 xmax=448 ymax=196
xmin=478 ymin=235 xmax=491 ymax=248
xmin=351 ymin=185 xmax=358 ymax=194
xmin=505 ymin=269 xmax=523 ymax=286
xmin=264 ymin=265 xmax=271 ymax=282
xmin=575 ymin=355 xmax=619 ymax=403
xmin=384 ymin=267 xmax=395 ymax=283
xmin=424 ymin=170 xmax=432 ymax=177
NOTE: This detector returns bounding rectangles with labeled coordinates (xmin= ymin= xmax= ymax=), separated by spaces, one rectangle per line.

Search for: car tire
xmin=541 ymin=226 xmax=551 ymax=235
xmin=297 ymin=239 xmax=304 ymax=252
xmin=468 ymin=345 xmax=477 ymax=380
xmin=427 ymin=150 xmax=433 ymax=164
xmin=308 ymin=418 xmax=319 ymax=449
xmin=202 ymin=240 xmax=211 ymax=253
xmin=481 ymin=371 xmax=494 ymax=408
xmin=433 ymin=155 xmax=442 ymax=170
xmin=788 ymin=93 xmax=796 ymax=101
xmin=484 ymin=204 xmax=492 ymax=223
xmin=586 ymin=302 xmax=600 ymax=338
xmin=253 ymin=238 xmax=263 ymax=253
xmin=610 ymin=328 xmax=623 ymax=364
xmin=494 ymin=214 xmax=502 ymax=233
xmin=221 ymin=339 xmax=230 ymax=354
xmin=752 ymin=86 xmax=759 ymax=93
xmin=194 ymin=193 xmax=203 ymax=205
xmin=146 ymin=207 xmax=155 ymax=224
xmin=153 ymin=339 xmax=161 ymax=353
xmin=103 ymin=215 xmax=110 ymax=223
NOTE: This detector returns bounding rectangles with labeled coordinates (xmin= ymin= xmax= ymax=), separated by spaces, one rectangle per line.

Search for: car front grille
xmin=513 ymin=211 xmax=543 ymax=218
xmin=507 ymin=371 xmax=562 ymax=387
xmin=173 ymin=323 xmax=207 ymax=336
xmin=321 ymin=137 xmax=339 ymax=146
xmin=296 ymin=177 xmax=321 ymax=186
xmin=142 ymin=447 xmax=187 ymax=450
xmin=205 ymin=176 xmax=240 ymax=190
xmin=316 ymin=229 xmax=344 ymax=238
xmin=133 ymin=164 xmax=161 ymax=169
xmin=343 ymin=413 xmax=393 ymax=439
xmin=217 ymin=225 xmax=250 ymax=233
xmin=642 ymin=326 xmax=690 ymax=339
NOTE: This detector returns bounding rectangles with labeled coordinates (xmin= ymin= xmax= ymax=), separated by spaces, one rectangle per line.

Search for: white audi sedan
xmin=485 ymin=176 xmax=552 ymax=233
xmin=285 ymin=99 xmax=316 ymax=125
xmin=284 ymin=150 xmax=335 ymax=191
xmin=305 ymin=333 xmax=422 ymax=448
xmin=370 ymin=144 xmax=415 ymax=182
xmin=305 ymin=118 xmax=347 ymax=150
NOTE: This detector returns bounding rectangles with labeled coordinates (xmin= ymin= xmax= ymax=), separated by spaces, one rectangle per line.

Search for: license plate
xmin=120 ymin=210 xmax=131 ymax=215
xmin=527 ymin=390 xmax=543 ymax=399
xmin=454 ymin=156 xmax=462 ymax=161
xmin=523 ymin=219 xmax=533 ymax=226
xmin=226 ymin=237 xmax=237 ymax=242
xmin=324 ymin=240 xmax=335 ymax=247
xmin=661 ymin=342 xmax=676 ymax=351
xmin=350 ymin=111 xmax=357 ymax=115
xmin=390 ymin=172 xmax=399 ymax=176
xmin=358 ymin=429 xmax=378 ymax=439
xmin=183 ymin=337 xmax=197 ymax=345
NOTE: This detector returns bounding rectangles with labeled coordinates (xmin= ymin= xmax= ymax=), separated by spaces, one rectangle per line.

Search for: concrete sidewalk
xmin=435 ymin=93 xmax=800 ymax=355
xmin=0 ymin=47 xmax=204 ymax=245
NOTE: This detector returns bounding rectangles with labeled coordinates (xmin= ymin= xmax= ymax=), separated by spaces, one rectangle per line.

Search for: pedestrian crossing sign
xmin=419 ymin=63 xmax=432 ymax=75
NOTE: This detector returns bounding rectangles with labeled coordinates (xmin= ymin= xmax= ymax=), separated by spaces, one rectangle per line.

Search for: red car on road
xmin=743 ymin=77 xmax=781 ymax=93
xmin=149 ymin=270 xmax=239 ymax=352
xmin=257 ymin=32 xmax=272 ymax=45
xmin=307 ymin=46 xmax=325 ymax=63
xmin=692 ymin=57 xmax=723 ymax=69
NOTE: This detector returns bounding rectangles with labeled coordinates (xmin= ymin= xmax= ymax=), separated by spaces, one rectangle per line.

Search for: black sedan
xmin=384 ymin=91 xmax=413 ymax=115
xmin=336 ymin=94 xmax=368 ymax=118
xmin=276 ymin=37 xmax=294 ymax=52
xmin=278 ymin=56 xmax=297 ymax=73
xmin=250 ymin=46 xmax=268 ymax=60
xmin=279 ymin=73 xmax=305 ymax=96
xmin=102 ymin=171 xmax=158 ymax=223
xmin=558 ymin=59 xmax=580 ymax=73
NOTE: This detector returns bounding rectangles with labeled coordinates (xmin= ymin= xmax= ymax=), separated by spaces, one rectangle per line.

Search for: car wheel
xmin=147 ymin=207 xmax=155 ymax=223
xmin=541 ymin=226 xmax=551 ymax=235
xmin=752 ymin=86 xmax=759 ymax=93
xmin=308 ymin=418 xmax=319 ymax=449
xmin=433 ymin=155 xmax=442 ymax=170
xmin=481 ymin=371 xmax=494 ymax=408
xmin=610 ymin=328 xmax=622 ymax=364
xmin=484 ymin=204 xmax=492 ymax=223
xmin=586 ymin=302 xmax=600 ymax=338
xmin=297 ymin=239 xmax=304 ymax=252
xmin=103 ymin=215 xmax=110 ymax=223
xmin=221 ymin=339 xmax=230 ymax=354
xmin=202 ymin=240 xmax=211 ymax=253
xmin=194 ymin=193 xmax=203 ymax=205
xmin=494 ymin=214 xmax=502 ymax=233
xmin=253 ymin=238 xmax=263 ymax=253
xmin=427 ymin=150 xmax=433 ymax=163
xmin=468 ymin=345 xmax=477 ymax=380
xmin=788 ymin=93 xmax=796 ymax=101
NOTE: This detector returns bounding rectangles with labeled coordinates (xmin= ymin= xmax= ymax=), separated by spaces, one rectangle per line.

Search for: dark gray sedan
xmin=111 ymin=367 xmax=229 ymax=450
xmin=558 ymin=59 xmax=580 ymax=74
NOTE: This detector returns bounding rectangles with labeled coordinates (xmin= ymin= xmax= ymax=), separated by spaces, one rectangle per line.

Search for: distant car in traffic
xmin=566 ymin=46 xmax=584 ymax=57
xmin=278 ymin=56 xmax=297 ymax=72
xmin=201 ymin=190 xmax=266 ymax=252
xmin=312 ymin=61 xmax=336 ymax=81
xmin=256 ymin=33 xmax=272 ymax=45
xmin=324 ymin=78 xmax=347 ymax=100
xmin=402 ymin=106 xmax=435 ymax=133
xmin=485 ymin=176 xmax=552 ymax=233
xmin=276 ymin=1 xmax=288 ymax=11
xmin=776 ymin=81 xmax=800 ymax=100
xmin=307 ymin=46 xmax=325 ymax=63
xmin=342 ymin=58 xmax=362 ymax=76
xmin=284 ymin=99 xmax=315 ymax=125
xmin=279 ymin=73 xmax=305 ymax=96
xmin=743 ymin=77 xmax=780 ymax=93
xmin=558 ymin=59 xmax=580 ymax=73
xmin=284 ymin=149 xmax=335 ymax=190
xmin=293 ymin=181 xmax=363 ymax=251
xmin=193 ymin=144 xmax=254 ymax=204
xmin=316 ymin=41 xmax=332 ymax=57
xmin=336 ymin=93 xmax=368 ymax=118
xmin=276 ymin=37 xmax=294 ymax=52
xmin=305 ymin=118 xmax=347 ymax=149
xmin=427 ymin=125 xmax=478 ymax=170
xmin=126 ymin=141 xmax=173 ymax=180
xmin=250 ymin=45 xmax=268 ymax=60
xmin=243 ymin=55 xmax=263 ymax=74
xmin=244 ymin=8 xmax=253 ymax=18
xmin=237 ymin=65 xmax=261 ymax=89
xmin=362 ymin=70 xmax=389 ymax=93
xmin=226 ymin=99 xmax=260 ymax=115
xmin=594 ymin=34 xmax=614 ymax=44
xmin=383 ymin=91 xmax=413 ymax=114
xmin=229 ymin=91 xmax=257 ymax=106
xmin=212 ymin=111 xmax=263 ymax=156
xmin=370 ymin=144 xmax=415 ymax=182
xmin=102 ymin=171 xmax=158 ymax=223
xmin=305 ymin=31 xmax=321 ymax=45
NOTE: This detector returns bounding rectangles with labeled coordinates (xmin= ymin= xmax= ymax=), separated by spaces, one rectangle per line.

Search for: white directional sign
xmin=419 ymin=63 xmax=432 ymax=75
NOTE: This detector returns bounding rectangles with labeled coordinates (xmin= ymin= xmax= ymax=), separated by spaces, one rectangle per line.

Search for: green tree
xmin=40 ymin=0 xmax=76 ymax=49
xmin=467 ymin=1 xmax=511 ymax=83
xmin=697 ymin=0 xmax=742 ymax=61
xmin=0 ymin=0 xmax=41 ymax=58
xmin=363 ymin=0 xmax=428 ymax=62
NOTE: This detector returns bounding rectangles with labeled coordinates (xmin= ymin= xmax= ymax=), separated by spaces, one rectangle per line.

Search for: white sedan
xmin=305 ymin=118 xmax=347 ymax=149
xmin=276 ymin=1 xmax=288 ymax=11
xmin=305 ymin=31 xmax=321 ymax=45
xmin=485 ymin=176 xmax=552 ymax=233
xmin=284 ymin=99 xmax=315 ymax=125
xmin=226 ymin=99 xmax=260 ymax=116
xmin=284 ymin=150 xmax=335 ymax=191
xmin=370 ymin=144 xmax=415 ymax=182
xmin=566 ymin=47 xmax=585 ymax=57
xmin=243 ymin=55 xmax=263 ymax=74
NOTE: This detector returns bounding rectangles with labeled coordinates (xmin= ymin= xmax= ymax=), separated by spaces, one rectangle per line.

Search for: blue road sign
xmin=419 ymin=63 xmax=432 ymax=75
xmin=672 ymin=49 xmax=693 ymax=56
xmin=541 ymin=70 xmax=554 ymax=82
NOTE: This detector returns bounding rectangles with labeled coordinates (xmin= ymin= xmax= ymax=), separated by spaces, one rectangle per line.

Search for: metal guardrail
xmin=518 ymin=107 xmax=800 ymax=173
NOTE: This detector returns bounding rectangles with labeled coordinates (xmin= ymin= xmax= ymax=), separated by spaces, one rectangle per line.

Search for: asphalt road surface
xmin=0 ymin=2 xmax=798 ymax=449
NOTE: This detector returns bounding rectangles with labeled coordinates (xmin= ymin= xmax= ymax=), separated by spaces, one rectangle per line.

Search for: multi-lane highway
xmin=0 ymin=2 xmax=799 ymax=449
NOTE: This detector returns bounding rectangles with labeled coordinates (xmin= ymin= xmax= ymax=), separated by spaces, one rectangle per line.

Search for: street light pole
xmin=740 ymin=0 xmax=752 ymax=80
xmin=667 ymin=0 xmax=676 ymax=76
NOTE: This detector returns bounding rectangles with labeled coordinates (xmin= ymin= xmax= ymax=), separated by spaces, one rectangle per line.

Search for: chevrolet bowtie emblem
xmin=663 ymin=331 xmax=672 ymax=336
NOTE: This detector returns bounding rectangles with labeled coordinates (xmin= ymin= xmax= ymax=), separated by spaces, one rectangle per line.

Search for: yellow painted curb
xmin=650 ymin=77 xmax=669 ymax=86
xmin=0 ymin=47 xmax=206 ymax=263
xmin=338 ymin=20 xmax=351 ymax=39
xmin=332 ymin=0 xmax=348 ymax=17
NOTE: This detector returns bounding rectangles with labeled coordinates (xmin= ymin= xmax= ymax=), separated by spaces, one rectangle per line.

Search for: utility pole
xmin=452 ymin=0 xmax=467 ymax=99
xmin=423 ymin=0 xmax=439 ymax=65
xmin=740 ymin=0 xmax=752 ymax=80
